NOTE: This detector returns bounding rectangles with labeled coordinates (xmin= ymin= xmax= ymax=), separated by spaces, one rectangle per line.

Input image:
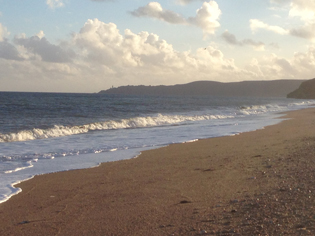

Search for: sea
xmin=0 ymin=92 xmax=314 ymax=204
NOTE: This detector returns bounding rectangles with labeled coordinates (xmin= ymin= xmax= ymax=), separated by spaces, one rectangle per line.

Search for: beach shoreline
xmin=1 ymin=108 xmax=315 ymax=235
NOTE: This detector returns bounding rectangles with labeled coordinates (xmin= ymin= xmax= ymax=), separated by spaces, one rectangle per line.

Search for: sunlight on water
xmin=0 ymin=92 xmax=314 ymax=203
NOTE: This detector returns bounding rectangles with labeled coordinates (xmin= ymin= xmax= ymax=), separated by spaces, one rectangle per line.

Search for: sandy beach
xmin=1 ymin=108 xmax=315 ymax=235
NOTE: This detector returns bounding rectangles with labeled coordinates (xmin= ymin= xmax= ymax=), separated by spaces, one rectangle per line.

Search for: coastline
xmin=1 ymin=108 xmax=315 ymax=235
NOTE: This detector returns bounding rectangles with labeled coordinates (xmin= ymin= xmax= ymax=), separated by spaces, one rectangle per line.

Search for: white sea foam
xmin=0 ymin=113 xmax=234 ymax=143
xmin=0 ymin=100 xmax=312 ymax=144
xmin=0 ymin=148 xmax=149 ymax=204
xmin=0 ymin=184 xmax=22 ymax=204
xmin=4 ymin=164 xmax=33 ymax=174
xmin=1 ymin=95 xmax=315 ymax=205
xmin=239 ymin=104 xmax=284 ymax=115
xmin=184 ymin=139 xmax=199 ymax=143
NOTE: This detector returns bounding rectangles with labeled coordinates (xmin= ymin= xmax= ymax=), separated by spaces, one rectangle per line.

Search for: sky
xmin=0 ymin=0 xmax=315 ymax=93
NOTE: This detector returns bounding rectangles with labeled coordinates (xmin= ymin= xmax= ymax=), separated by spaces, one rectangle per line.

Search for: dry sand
xmin=1 ymin=108 xmax=315 ymax=235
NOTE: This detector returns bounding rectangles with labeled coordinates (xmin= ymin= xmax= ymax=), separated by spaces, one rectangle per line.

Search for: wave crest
xmin=0 ymin=113 xmax=233 ymax=142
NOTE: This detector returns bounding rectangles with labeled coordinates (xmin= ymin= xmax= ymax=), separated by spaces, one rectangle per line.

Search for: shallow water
xmin=0 ymin=92 xmax=313 ymax=203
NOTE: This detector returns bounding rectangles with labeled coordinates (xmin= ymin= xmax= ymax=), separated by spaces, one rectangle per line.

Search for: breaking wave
xmin=0 ymin=113 xmax=234 ymax=143
xmin=2 ymin=99 xmax=313 ymax=143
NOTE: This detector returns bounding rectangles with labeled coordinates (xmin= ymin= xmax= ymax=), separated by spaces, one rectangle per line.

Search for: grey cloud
xmin=289 ymin=26 xmax=315 ymax=40
xmin=130 ymin=2 xmax=186 ymax=24
xmin=274 ymin=58 xmax=296 ymax=74
xmin=159 ymin=10 xmax=187 ymax=24
xmin=176 ymin=0 xmax=203 ymax=5
xmin=242 ymin=39 xmax=265 ymax=47
xmin=222 ymin=31 xmax=265 ymax=49
xmin=90 ymin=0 xmax=115 ymax=2
xmin=14 ymin=36 xmax=75 ymax=63
xmin=0 ymin=40 xmax=23 ymax=61
xmin=221 ymin=31 xmax=239 ymax=45
xmin=131 ymin=1 xmax=221 ymax=37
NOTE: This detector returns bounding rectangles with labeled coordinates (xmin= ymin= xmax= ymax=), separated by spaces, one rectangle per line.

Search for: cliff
xmin=287 ymin=78 xmax=315 ymax=99
xmin=100 ymin=80 xmax=304 ymax=98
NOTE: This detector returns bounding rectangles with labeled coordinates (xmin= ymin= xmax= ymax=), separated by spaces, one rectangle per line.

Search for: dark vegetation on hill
xmin=100 ymin=80 xmax=305 ymax=98
xmin=287 ymin=78 xmax=315 ymax=99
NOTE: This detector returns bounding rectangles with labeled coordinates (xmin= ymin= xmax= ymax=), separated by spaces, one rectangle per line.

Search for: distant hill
xmin=287 ymin=78 xmax=315 ymax=99
xmin=99 ymin=80 xmax=305 ymax=98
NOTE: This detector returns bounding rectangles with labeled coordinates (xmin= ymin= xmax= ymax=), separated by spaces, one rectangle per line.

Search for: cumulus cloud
xmin=72 ymin=19 xmax=233 ymax=72
xmin=46 ymin=0 xmax=65 ymax=9
xmin=221 ymin=31 xmax=265 ymax=51
xmin=221 ymin=31 xmax=239 ymax=45
xmin=289 ymin=24 xmax=315 ymax=40
xmin=36 ymin=30 xmax=45 ymax=39
xmin=250 ymin=19 xmax=289 ymax=35
xmin=292 ymin=46 xmax=315 ymax=71
xmin=0 ymin=40 xmax=23 ymax=61
xmin=0 ymin=23 xmax=9 ymax=42
xmin=289 ymin=0 xmax=315 ymax=23
xmin=253 ymin=0 xmax=315 ymax=41
xmin=2 ymin=18 xmax=314 ymax=93
xmin=71 ymin=19 xmax=315 ymax=87
xmin=130 ymin=2 xmax=186 ymax=24
xmin=247 ymin=55 xmax=296 ymax=80
xmin=14 ymin=35 xmax=75 ymax=63
xmin=74 ymin=19 xmax=196 ymax=70
xmin=0 ymin=19 xmax=246 ymax=92
xmin=0 ymin=23 xmax=23 ymax=61
xmin=247 ymin=46 xmax=315 ymax=80
xmin=188 ymin=1 xmax=221 ymax=37
xmin=286 ymin=0 xmax=315 ymax=41
xmin=131 ymin=1 xmax=221 ymax=37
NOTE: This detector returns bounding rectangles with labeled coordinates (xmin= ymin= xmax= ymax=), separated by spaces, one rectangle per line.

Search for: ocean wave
xmin=238 ymin=100 xmax=315 ymax=116
xmin=0 ymin=113 xmax=234 ymax=143
xmin=239 ymin=104 xmax=285 ymax=115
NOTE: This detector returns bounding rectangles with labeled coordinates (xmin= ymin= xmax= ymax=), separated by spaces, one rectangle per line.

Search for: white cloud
xmin=247 ymin=55 xmax=294 ymax=79
xmin=2 ymin=18 xmax=314 ymax=93
xmin=0 ymin=19 xmax=247 ymax=92
xmin=251 ymin=1 xmax=315 ymax=41
xmin=291 ymin=48 xmax=315 ymax=80
xmin=188 ymin=1 xmax=221 ymax=37
xmin=0 ymin=23 xmax=9 ymax=42
xmin=73 ymin=19 xmax=193 ymax=69
xmin=286 ymin=0 xmax=315 ymax=41
xmin=221 ymin=30 xmax=265 ymax=51
xmin=72 ymin=19 xmax=232 ymax=72
xmin=246 ymin=46 xmax=315 ymax=80
xmin=250 ymin=19 xmax=289 ymax=35
xmin=46 ymin=0 xmax=65 ymax=9
xmin=131 ymin=1 xmax=221 ymax=38
xmin=289 ymin=0 xmax=315 ymax=23
xmin=36 ymin=30 xmax=45 ymax=39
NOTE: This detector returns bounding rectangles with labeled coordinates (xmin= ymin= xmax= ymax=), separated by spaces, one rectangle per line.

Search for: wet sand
xmin=1 ymin=108 xmax=315 ymax=235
